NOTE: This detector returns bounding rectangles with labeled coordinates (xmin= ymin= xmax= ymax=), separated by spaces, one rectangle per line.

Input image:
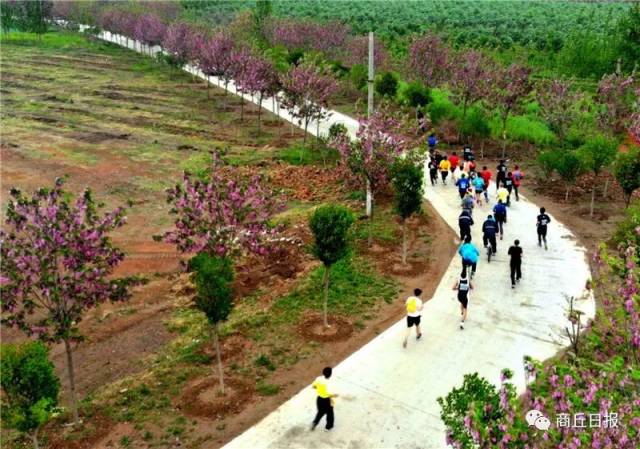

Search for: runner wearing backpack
xmin=512 ymin=165 xmax=524 ymax=201
xmin=403 ymin=288 xmax=424 ymax=348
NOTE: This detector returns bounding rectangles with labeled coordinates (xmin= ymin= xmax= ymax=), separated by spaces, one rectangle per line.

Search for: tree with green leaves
xmin=616 ymin=2 xmax=640 ymax=73
xmin=253 ymin=0 xmax=272 ymax=44
xmin=400 ymin=81 xmax=431 ymax=110
xmin=375 ymin=71 xmax=398 ymax=99
xmin=309 ymin=204 xmax=355 ymax=327
xmin=555 ymin=150 xmax=585 ymax=202
xmin=459 ymin=106 xmax=491 ymax=158
xmin=1 ymin=341 xmax=60 ymax=449
xmin=577 ymin=134 xmax=618 ymax=217
xmin=536 ymin=149 xmax=561 ymax=179
xmin=614 ymin=147 xmax=640 ymax=207
xmin=1 ymin=0 xmax=52 ymax=36
xmin=188 ymin=253 xmax=234 ymax=395
xmin=393 ymin=160 xmax=424 ymax=265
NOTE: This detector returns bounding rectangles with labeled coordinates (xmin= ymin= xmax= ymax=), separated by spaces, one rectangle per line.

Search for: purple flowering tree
xmin=235 ymin=54 xmax=278 ymax=133
xmin=537 ymin=78 xmax=583 ymax=145
xmin=343 ymin=34 xmax=388 ymax=69
xmin=204 ymin=32 xmax=237 ymax=108
xmin=230 ymin=50 xmax=254 ymax=122
xmin=0 ymin=178 xmax=134 ymax=424
xmin=280 ymin=63 xmax=337 ymax=144
xmin=133 ymin=13 xmax=165 ymax=56
xmin=596 ymin=73 xmax=638 ymax=134
xmin=408 ymin=33 xmax=451 ymax=87
xmin=332 ymin=109 xmax=416 ymax=245
xmin=162 ymin=21 xmax=194 ymax=66
xmin=449 ymin=49 xmax=492 ymax=123
xmin=490 ymin=63 xmax=533 ymax=158
xmin=157 ymin=153 xmax=283 ymax=259
xmin=266 ymin=18 xmax=349 ymax=58
xmin=157 ymin=155 xmax=283 ymax=391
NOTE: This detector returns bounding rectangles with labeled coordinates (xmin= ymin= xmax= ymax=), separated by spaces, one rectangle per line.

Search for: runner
xmin=505 ymin=172 xmax=514 ymax=202
xmin=480 ymin=166 xmax=492 ymax=203
xmin=472 ymin=174 xmax=485 ymax=205
xmin=508 ymin=239 xmax=523 ymax=288
xmin=458 ymin=235 xmax=479 ymax=279
xmin=439 ymin=156 xmax=451 ymax=185
xmin=403 ymin=288 xmax=423 ymax=348
xmin=512 ymin=165 xmax=524 ymax=201
xmin=449 ymin=151 xmax=460 ymax=176
xmin=496 ymin=159 xmax=508 ymax=188
xmin=496 ymin=185 xmax=510 ymax=206
xmin=311 ymin=367 xmax=339 ymax=431
xmin=452 ymin=270 xmax=473 ymax=329
xmin=427 ymin=132 xmax=437 ymax=152
xmin=493 ymin=199 xmax=507 ymax=240
xmin=463 ymin=144 xmax=473 ymax=162
xmin=462 ymin=190 xmax=475 ymax=216
xmin=428 ymin=158 xmax=438 ymax=186
xmin=458 ymin=209 xmax=474 ymax=242
xmin=482 ymin=214 xmax=498 ymax=255
xmin=456 ymin=173 xmax=470 ymax=199
xmin=536 ymin=207 xmax=551 ymax=250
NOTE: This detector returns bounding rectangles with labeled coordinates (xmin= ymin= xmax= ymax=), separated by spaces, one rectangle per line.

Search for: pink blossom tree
xmin=332 ymin=109 xmax=417 ymax=245
xmin=230 ymin=49 xmax=254 ymax=122
xmin=343 ymin=34 xmax=388 ymax=69
xmin=235 ymin=54 xmax=278 ymax=133
xmin=163 ymin=21 xmax=194 ymax=66
xmin=449 ymin=49 xmax=492 ymax=123
xmin=537 ymin=78 xmax=583 ymax=145
xmin=202 ymin=32 xmax=236 ymax=108
xmin=133 ymin=13 xmax=166 ymax=56
xmin=490 ymin=63 xmax=533 ymax=158
xmin=157 ymin=155 xmax=283 ymax=392
xmin=596 ymin=73 xmax=638 ymax=133
xmin=157 ymin=153 xmax=283 ymax=259
xmin=266 ymin=18 xmax=349 ymax=58
xmin=280 ymin=63 xmax=338 ymax=145
xmin=0 ymin=178 xmax=135 ymax=424
xmin=408 ymin=33 xmax=451 ymax=87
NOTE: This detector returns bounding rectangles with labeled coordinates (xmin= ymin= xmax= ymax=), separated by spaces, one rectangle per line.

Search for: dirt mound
xmin=47 ymin=412 xmax=115 ymax=449
xmin=298 ymin=313 xmax=353 ymax=342
xmin=179 ymin=377 xmax=253 ymax=419
xmin=270 ymin=165 xmax=345 ymax=201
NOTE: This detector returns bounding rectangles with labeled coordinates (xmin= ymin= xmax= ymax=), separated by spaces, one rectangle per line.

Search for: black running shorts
xmin=407 ymin=315 xmax=421 ymax=327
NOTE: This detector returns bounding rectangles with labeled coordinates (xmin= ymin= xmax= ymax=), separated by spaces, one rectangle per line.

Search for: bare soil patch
xmin=47 ymin=412 xmax=116 ymax=449
xmin=180 ymin=377 xmax=254 ymax=419
xmin=298 ymin=313 xmax=354 ymax=342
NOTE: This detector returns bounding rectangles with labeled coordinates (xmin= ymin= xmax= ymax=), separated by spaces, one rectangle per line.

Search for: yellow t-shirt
xmin=497 ymin=187 xmax=509 ymax=202
xmin=439 ymin=160 xmax=451 ymax=171
xmin=312 ymin=376 xmax=331 ymax=398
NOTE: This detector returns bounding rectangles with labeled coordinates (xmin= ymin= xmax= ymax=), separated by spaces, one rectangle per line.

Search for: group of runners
xmin=309 ymin=141 xmax=554 ymax=431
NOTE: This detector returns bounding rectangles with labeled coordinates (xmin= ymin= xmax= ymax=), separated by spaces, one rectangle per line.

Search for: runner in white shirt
xmin=403 ymin=288 xmax=424 ymax=348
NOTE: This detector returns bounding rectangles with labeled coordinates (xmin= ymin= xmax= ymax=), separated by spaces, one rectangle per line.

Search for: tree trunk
xmin=31 ymin=429 xmax=40 ymax=449
xmin=480 ymin=139 xmax=485 ymax=159
xmin=303 ymin=119 xmax=309 ymax=145
xmin=402 ymin=219 xmax=407 ymax=265
xmin=257 ymin=97 xmax=262 ymax=136
xmin=240 ymin=98 xmax=244 ymax=122
xmin=63 ymin=339 xmax=79 ymax=424
xmin=565 ymin=185 xmax=570 ymax=203
xmin=207 ymin=79 xmax=210 ymax=100
xmin=603 ymin=178 xmax=609 ymax=198
xmin=368 ymin=202 xmax=374 ymax=248
xmin=212 ymin=324 xmax=225 ymax=395
xmin=322 ymin=265 xmax=330 ymax=328
xmin=501 ymin=116 xmax=508 ymax=159
xmin=589 ymin=186 xmax=595 ymax=218
xmin=625 ymin=193 xmax=631 ymax=208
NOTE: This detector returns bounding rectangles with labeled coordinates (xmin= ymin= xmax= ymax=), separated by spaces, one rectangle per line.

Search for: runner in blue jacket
xmin=458 ymin=236 xmax=479 ymax=278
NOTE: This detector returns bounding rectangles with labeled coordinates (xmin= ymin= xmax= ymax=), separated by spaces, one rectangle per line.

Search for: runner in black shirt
xmin=536 ymin=207 xmax=552 ymax=250
xmin=508 ymin=239 xmax=523 ymax=288
xmin=428 ymin=159 xmax=438 ymax=186
xmin=496 ymin=159 xmax=508 ymax=188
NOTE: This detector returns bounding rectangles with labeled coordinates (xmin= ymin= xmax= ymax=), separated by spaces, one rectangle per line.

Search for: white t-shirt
xmin=405 ymin=296 xmax=423 ymax=317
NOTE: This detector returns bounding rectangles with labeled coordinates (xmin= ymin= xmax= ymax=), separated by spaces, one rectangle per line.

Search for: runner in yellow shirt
xmin=438 ymin=156 xmax=451 ymax=185
xmin=496 ymin=186 xmax=510 ymax=205
xmin=311 ymin=367 xmax=339 ymax=431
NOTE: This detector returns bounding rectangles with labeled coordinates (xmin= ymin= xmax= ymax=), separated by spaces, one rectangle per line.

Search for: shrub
xmin=612 ymin=205 xmax=640 ymax=256
xmin=400 ymin=81 xmax=431 ymax=108
xmin=1 ymin=341 xmax=60 ymax=448
xmin=349 ymin=63 xmax=367 ymax=90
xmin=374 ymin=71 xmax=398 ymax=98
xmin=613 ymin=146 xmax=640 ymax=207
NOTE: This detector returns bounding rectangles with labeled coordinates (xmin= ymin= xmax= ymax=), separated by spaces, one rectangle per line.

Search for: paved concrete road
xmin=92 ymin=30 xmax=596 ymax=449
